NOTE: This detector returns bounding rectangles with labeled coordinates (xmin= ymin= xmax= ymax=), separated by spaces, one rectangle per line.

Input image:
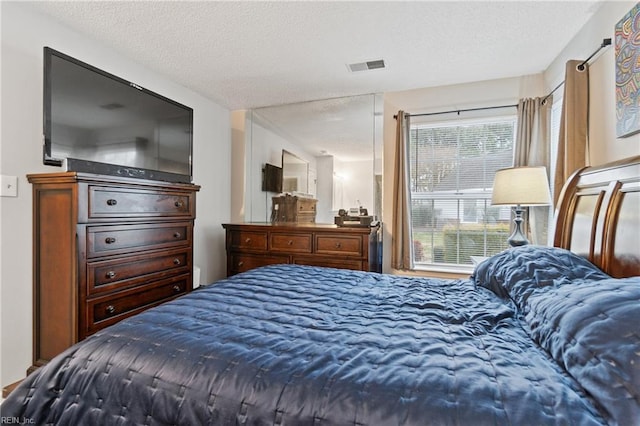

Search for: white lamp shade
xmin=491 ymin=166 xmax=551 ymax=206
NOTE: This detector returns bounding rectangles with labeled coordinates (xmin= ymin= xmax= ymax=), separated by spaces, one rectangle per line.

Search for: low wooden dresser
xmin=27 ymin=172 xmax=200 ymax=372
xmin=222 ymin=222 xmax=381 ymax=276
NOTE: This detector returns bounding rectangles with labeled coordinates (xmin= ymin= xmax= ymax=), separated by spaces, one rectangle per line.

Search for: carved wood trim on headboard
xmin=554 ymin=155 xmax=640 ymax=278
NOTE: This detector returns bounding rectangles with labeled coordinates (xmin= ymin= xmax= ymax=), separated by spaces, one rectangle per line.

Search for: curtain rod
xmin=541 ymin=38 xmax=612 ymax=104
xmin=395 ymin=37 xmax=613 ymax=117
xmin=393 ymin=104 xmax=516 ymax=120
xmin=578 ymin=37 xmax=612 ymax=70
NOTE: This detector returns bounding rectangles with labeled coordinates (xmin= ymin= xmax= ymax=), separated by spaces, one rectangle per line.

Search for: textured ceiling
xmin=252 ymin=94 xmax=383 ymax=161
xmin=25 ymin=1 xmax=603 ymax=110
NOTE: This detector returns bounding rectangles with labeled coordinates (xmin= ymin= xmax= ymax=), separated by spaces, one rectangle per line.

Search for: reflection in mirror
xmin=282 ymin=150 xmax=310 ymax=195
xmin=247 ymin=94 xmax=383 ymax=224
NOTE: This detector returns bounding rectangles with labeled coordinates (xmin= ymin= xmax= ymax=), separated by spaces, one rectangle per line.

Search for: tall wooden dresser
xmin=222 ymin=222 xmax=381 ymax=276
xmin=27 ymin=172 xmax=200 ymax=371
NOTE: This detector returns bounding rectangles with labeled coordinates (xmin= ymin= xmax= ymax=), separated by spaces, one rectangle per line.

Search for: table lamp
xmin=491 ymin=166 xmax=552 ymax=247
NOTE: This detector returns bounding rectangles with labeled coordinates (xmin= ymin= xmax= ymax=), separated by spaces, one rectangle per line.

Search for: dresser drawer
xmin=88 ymin=274 xmax=189 ymax=333
xmin=315 ymin=234 xmax=363 ymax=256
xmin=229 ymin=231 xmax=268 ymax=251
xmin=296 ymin=213 xmax=316 ymax=223
xmin=292 ymin=256 xmax=363 ymax=270
xmin=87 ymin=222 xmax=191 ymax=258
xmin=222 ymin=223 xmax=380 ymax=276
xmin=229 ymin=253 xmax=289 ymax=274
xmin=89 ymin=186 xmax=194 ymax=219
xmin=87 ymin=248 xmax=191 ymax=296
xmin=270 ymin=233 xmax=312 ymax=253
xmin=296 ymin=198 xmax=317 ymax=213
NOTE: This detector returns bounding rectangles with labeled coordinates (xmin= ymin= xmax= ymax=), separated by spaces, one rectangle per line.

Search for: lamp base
xmin=508 ymin=205 xmax=529 ymax=247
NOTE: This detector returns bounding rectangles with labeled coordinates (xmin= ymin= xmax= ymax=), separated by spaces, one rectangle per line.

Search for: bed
xmin=2 ymin=156 xmax=639 ymax=425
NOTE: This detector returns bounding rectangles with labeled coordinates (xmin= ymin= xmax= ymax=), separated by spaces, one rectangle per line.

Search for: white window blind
xmin=408 ymin=116 xmax=516 ymax=269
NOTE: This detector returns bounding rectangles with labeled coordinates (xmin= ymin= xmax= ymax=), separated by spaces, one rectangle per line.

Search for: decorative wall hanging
xmin=615 ymin=3 xmax=640 ymax=138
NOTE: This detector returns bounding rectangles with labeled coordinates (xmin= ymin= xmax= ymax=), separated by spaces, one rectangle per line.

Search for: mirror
xmin=282 ymin=150 xmax=310 ymax=195
xmin=244 ymin=94 xmax=383 ymax=224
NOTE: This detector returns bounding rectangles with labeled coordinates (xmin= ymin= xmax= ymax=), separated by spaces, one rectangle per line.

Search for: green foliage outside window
xmin=441 ymin=224 xmax=510 ymax=264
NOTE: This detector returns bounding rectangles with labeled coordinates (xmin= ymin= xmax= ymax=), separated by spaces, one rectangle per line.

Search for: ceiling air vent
xmin=348 ymin=59 xmax=386 ymax=73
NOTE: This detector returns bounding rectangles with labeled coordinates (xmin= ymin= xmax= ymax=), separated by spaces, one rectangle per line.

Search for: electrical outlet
xmin=1 ymin=175 xmax=18 ymax=197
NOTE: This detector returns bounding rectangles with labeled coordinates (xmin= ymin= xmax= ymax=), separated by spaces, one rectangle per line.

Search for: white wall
xmin=316 ymin=156 xmax=335 ymax=223
xmin=0 ymin=3 xmax=231 ymax=388
xmin=545 ymin=1 xmax=640 ymax=165
xmin=231 ymin=110 xmax=248 ymax=223
xmin=334 ymin=158 xmax=374 ymax=214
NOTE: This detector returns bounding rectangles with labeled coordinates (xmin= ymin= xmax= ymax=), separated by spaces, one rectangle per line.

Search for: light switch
xmin=1 ymin=175 xmax=18 ymax=197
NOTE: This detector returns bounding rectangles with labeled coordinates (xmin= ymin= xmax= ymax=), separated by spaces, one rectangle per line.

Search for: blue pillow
xmin=473 ymin=246 xmax=638 ymax=424
xmin=525 ymin=277 xmax=640 ymax=425
xmin=471 ymin=245 xmax=609 ymax=310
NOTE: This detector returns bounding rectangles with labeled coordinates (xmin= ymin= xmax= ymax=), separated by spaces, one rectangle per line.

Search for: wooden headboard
xmin=554 ymin=155 xmax=640 ymax=278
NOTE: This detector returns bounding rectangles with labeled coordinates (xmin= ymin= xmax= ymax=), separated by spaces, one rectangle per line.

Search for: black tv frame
xmin=262 ymin=163 xmax=282 ymax=193
xmin=43 ymin=47 xmax=194 ymax=184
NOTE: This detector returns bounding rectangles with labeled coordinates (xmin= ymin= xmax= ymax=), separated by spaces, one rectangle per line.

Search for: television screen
xmin=44 ymin=47 xmax=193 ymax=183
xmin=262 ymin=163 xmax=282 ymax=193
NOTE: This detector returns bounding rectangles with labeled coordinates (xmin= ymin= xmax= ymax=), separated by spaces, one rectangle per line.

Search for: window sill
xmin=392 ymin=264 xmax=473 ymax=280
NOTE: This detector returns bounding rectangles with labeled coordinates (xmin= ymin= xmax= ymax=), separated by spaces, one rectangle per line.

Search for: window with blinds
xmin=547 ymin=95 xmax=563 ymax=245
xmin=408 ymin=116 xmax=516 ymax=269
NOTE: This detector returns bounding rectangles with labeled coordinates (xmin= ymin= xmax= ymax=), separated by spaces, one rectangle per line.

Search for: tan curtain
xmin=391 ymin=111 xmax=413 ymax=270
xmin=554 ymin=60 xmax=589 ymax=204
xmin=514 ymin=97 xmax=552 ymax=245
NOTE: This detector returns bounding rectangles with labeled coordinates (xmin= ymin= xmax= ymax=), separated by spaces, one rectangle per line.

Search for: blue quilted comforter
xmin=3 ymin=248 xmax=637 ymax=425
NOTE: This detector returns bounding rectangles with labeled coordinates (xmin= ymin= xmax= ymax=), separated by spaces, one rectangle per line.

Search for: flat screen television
xmin=262 ymin=163 xmax=282 ymax=193
xmin=43 ymin=47 xmax=193 ymax=183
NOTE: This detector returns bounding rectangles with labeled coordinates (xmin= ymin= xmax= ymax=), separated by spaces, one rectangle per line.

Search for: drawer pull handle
xmin=105 ymin=305 xmax=116 ymax=315
xmin=106 ymin=271 xmax=116 ymax=279
xmin=173 ymin=258 xmax=181 ymax=265
xmin=245 ymin=238 xmax=251 ymax=243
xmin=172 ymin=285 xmax=181 ymax=293
xmin=173 ymin=232 xmax=182 ymax=239
xmin=106 ymin=199 xmax=118 ymax=206
xmin=335 ymin=242 xmax=342 ymax=248
xmin=287 ymin=240 xmax=294 ymax=246
xmin=175 ymin=200 xmax=184 ymax=208
xmin=105 ymin=237 xmax=117 ymax=244
xmin=238 ymin=261 xmax=244 ymax=267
